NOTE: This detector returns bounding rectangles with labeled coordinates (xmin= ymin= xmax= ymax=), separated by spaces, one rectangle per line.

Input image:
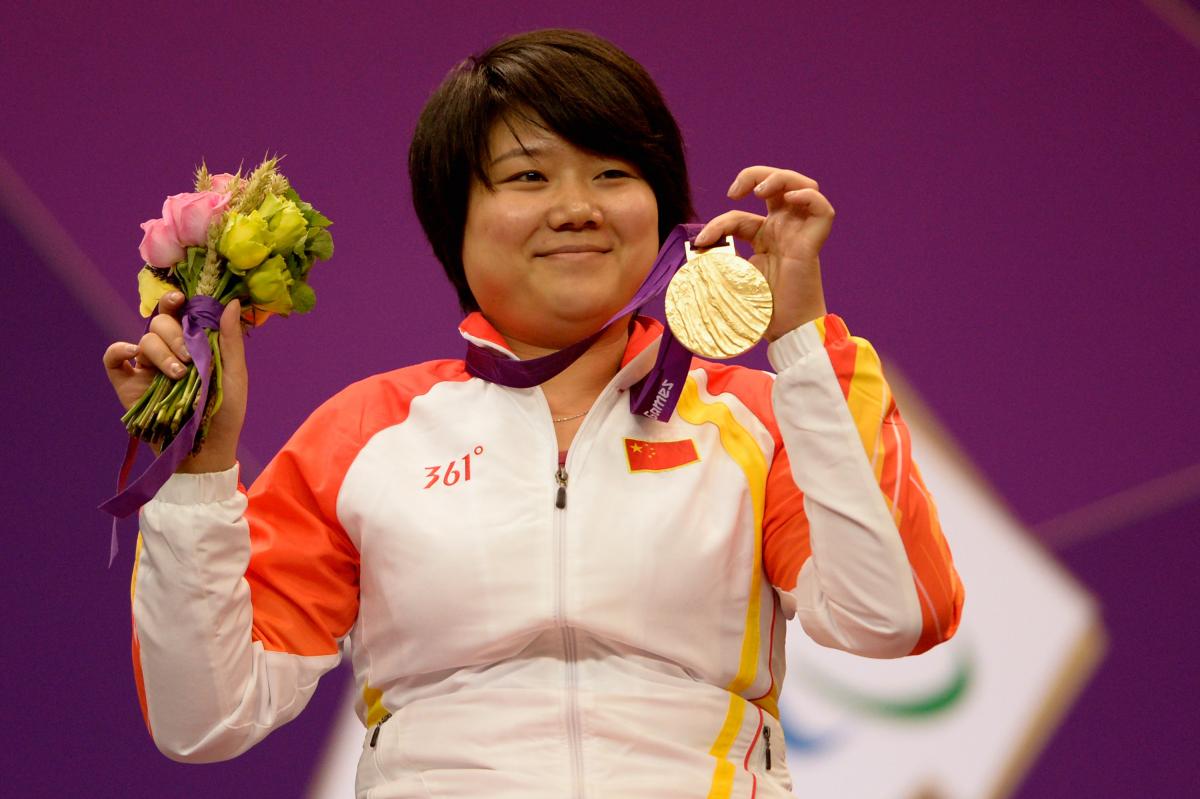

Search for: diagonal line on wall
xmin=1035 ymin=462 xmax=1200 ymax=550
xmin=1141 ymin=0 xmax=1200 ymax=51
xmin=0 ymin=153 xmax=139 ymax=340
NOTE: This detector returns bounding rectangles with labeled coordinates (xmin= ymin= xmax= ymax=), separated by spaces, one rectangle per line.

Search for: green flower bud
xmin=218 ymin=211 xmax=271 ymax=273
xmin=246 ymin=255 xmax=294 ymax=315
xmin=259 ymin=193 xmax=308 ymax=255
xmin=257 ymin=193 xmax=285 ymax=220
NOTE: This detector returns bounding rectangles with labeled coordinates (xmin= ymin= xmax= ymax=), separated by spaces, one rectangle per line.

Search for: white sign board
xmin=780 ymin=377 xmax=1102 ymax=798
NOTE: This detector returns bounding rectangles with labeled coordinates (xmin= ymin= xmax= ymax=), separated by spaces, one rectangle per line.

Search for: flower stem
xmin=197 ymin=330 xmax=223 ymax=449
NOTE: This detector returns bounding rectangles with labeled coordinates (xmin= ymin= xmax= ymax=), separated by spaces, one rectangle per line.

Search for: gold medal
xmin=665 ymin=236 xmax=773 ymax=359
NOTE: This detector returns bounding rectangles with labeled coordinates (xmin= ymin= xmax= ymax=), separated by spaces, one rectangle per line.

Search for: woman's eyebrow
xmin=490 ymin=145 xmax=544 ymax=166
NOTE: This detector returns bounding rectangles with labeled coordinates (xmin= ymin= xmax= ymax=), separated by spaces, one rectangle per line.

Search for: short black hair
xmin=409 ymin=28 xmax=695 ymax=311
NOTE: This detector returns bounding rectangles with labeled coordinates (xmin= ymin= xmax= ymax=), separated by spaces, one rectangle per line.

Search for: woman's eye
xmin=510 ymin=170 xmax=546 ymax=182
xmin=598 ymin=169 xmax=633 ymax=180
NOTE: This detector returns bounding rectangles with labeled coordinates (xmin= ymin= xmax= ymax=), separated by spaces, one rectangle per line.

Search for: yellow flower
xmin=246 ymin=255 xmax=294 ymax=315
xmin=259 ymin=193 xmax=308 ymax=255
xmin=217 ymin=211 xmax=271 ymax=273
xmin=257 ymin=193 xmax=285 ymax=219
xmin=137 ymin=267 xmax=176 ymax=318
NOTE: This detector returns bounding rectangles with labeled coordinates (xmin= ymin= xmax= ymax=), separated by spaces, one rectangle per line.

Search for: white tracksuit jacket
xmin=131 ymin=313 xmax=963 ymax=798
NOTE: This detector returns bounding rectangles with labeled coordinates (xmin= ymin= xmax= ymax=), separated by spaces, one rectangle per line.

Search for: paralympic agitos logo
xmin=780 ymin=641 xmax=973 ymax=754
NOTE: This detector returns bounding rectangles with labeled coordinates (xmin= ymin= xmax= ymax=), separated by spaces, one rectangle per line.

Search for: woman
xmin=103 ymin=29 xmax=963 ymax=799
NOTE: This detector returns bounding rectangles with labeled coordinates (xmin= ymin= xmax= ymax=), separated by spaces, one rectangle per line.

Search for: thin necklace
xmin=552 ymin=409 xmax=590 ymax=424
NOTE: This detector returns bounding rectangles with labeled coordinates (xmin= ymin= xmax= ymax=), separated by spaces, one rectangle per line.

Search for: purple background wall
xmin=2 ymin=2 xmax=1197 ymax=796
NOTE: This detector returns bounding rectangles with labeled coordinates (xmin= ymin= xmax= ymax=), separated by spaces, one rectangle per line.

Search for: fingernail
xmin=753 ymin=182 xmax=766 ymax=194
xmin=169 ymin=292 xmax=183 ymax=302
xmin=171 ymin=363 xmax=186 ymax=377
xmin=125 ymin=344 xmax=138 ymax=356
xmin=726 ymin=178 xmax=739 ymax=195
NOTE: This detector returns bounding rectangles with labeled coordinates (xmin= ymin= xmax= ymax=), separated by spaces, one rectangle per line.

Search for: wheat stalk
xmin=194 ymin=161 xmax=212 ymax=192
xmin=234 ymin=156 xmax=280 ymax=214
xmin=196 ymin=213 xmax=226 ymax=296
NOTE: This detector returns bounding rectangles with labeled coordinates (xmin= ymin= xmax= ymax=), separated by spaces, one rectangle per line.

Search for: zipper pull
xmin=555 ymin=466 xmax=568 ymax=509
xmin=369 ymin=713 xmax=392 ymax=748
xmin=762 ymin=725 xmax=772 ymax=770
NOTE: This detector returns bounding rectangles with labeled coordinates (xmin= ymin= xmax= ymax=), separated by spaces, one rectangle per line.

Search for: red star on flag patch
xmin=624 ymin=438 xmax=700 ymax=472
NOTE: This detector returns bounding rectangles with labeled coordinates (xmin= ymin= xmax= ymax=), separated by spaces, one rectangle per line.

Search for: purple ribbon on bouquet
xmin=465 ymin=222 xmax=703 ymax=421
xmin=98 ymin=295 xmax=225 ymax=565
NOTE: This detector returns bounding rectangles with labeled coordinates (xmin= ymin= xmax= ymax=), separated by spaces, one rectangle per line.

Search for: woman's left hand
xmin=694 ymin=166 xmax=835 ymax=341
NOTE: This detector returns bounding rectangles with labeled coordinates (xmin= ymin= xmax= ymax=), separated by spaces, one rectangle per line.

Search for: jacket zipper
xmin=747 ymin=706 xmax=772 ymax=773
xmin=555 ymin=466 xmax=568 ymax=509
xmin=553 ymin=462 xmax=585 ymax=798
xmin=547 ymin=381 xmax=623 ymax=799
xmin=369 ymin=712 xmax=392 ymax=748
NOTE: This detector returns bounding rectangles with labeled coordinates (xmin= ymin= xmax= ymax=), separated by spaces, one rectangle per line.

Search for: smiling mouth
xmin=539 ymin=250 xmax=610 ymax=260
xmin=537 ymin=245 xmax=612 ymax=257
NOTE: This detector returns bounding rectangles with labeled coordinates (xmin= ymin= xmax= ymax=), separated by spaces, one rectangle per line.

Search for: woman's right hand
xmin=102 ymin=291 xmax=248 ymax=473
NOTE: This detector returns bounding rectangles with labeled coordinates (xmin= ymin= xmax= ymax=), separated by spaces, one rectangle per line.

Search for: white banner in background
xmin=309 ymin=378 xmax=1103 ymax=799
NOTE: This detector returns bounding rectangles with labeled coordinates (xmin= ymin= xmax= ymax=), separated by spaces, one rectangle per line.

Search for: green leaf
xmin=284 ymin=253 xmax=304 ymax=281
xmin=290 ymin=281 xmax=316 ymax=314
xmin=306 ymin=228 xmax=333 ymax=261
xmin=297 ymin=200 xmax=333 ymax=229
xmin=179 ymin=246 xmax=207 ymax=289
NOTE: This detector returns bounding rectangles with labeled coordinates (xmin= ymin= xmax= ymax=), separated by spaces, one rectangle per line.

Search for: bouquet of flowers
xmin=123 ymin=157 xmax=333 ymax=451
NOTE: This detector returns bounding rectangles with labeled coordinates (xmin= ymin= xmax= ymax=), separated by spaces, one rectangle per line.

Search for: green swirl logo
xmin=782 ymin=645 xmax=973 ymax=753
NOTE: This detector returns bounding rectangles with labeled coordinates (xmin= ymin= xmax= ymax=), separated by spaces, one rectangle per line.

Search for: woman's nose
xmin=547 ymin=183 xmax=604 ymax=230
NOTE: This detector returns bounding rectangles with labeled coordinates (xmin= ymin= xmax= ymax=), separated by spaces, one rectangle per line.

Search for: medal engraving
xmin=665 ymin=237 xmax=773 ymax=358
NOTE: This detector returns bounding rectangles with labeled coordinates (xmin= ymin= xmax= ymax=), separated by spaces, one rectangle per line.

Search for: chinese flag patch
xmin=624 ymin=438 xmax=700 ymax=472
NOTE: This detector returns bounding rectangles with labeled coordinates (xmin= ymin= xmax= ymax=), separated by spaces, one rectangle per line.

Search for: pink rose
xmin=209 ymin=173 xmax=237 ymax=194
xmin=162 ymin=190 xmax=230 ymax=247
xmin=138 ymin=217 xmax=184 ymax=269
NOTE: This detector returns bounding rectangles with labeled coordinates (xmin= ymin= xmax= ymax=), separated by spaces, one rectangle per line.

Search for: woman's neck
xmin=501 ymin=314 xmax=635 ymax=417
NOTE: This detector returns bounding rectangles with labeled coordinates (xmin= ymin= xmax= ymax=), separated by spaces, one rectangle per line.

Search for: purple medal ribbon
xmin=99 ymin=295 xmax=225 ymax=565
xmin=465 ymin=223 xmax=703 ymax=421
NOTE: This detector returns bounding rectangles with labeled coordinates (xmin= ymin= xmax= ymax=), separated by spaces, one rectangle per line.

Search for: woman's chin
xmin=500 ymin=309 xmax=615 ymax=351
xmin=531 ymin=287 xmax=618 ymax=326
xmin=524 ymin=317 xmax=608 ymax=349
xmin=482 ymin=284 xmax=634 ymax=349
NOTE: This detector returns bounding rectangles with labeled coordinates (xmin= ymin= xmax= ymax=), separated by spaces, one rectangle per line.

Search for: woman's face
xmin=462 ymin=116 xmax=660 ymax=349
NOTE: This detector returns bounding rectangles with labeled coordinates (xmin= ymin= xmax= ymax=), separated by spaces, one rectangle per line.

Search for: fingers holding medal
xmin=695 ymin=166 xmax=834 ymax=341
